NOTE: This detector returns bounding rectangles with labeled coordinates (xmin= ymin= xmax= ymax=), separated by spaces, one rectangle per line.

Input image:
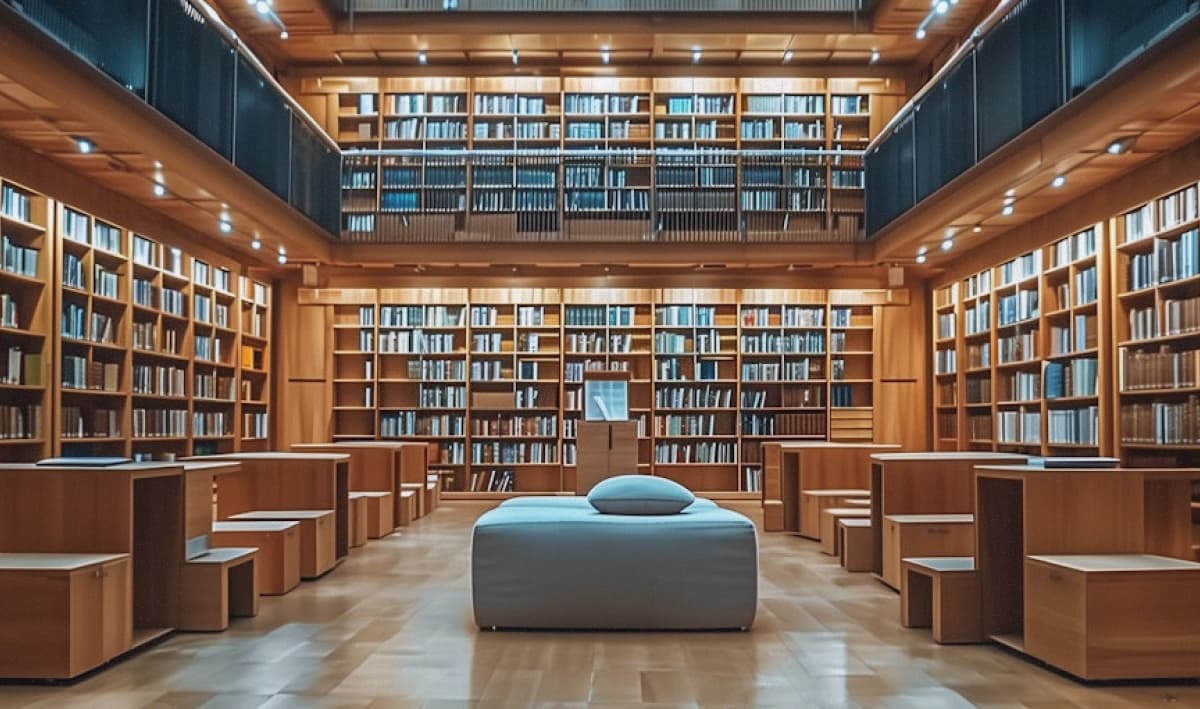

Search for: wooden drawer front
xmin=1085 ymin=571 xmax=1200 ymax=679
xmin=1025 ymin=559 xmax=1088 ymax=677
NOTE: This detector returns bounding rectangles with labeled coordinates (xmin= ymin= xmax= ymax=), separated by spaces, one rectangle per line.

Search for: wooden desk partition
xmin=0 ymin=463 xmax=185 ymax=649
xmin=182 ymin=461 xmax=243 ymax=557
xmin=761 ymin=442 xmax=900 ymax=533
xmin=291 ymin=441 xmax=427 ymax=526
xmin=190 ymin=453 xmax=352 ymax=562
xmin=972 ymin=464 xmax=1200 ymax=662
xmin=868 ymin=453 xmax=1025 ymax=579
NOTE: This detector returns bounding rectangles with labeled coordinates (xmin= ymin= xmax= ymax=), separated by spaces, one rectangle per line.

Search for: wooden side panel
xmin=1023 ymin=474 xmax=1145 ymax=556
xmin=876 ymin=284 xmax=927 ymax=450
xmin=0 ymin=470 xmax=133 ymax=553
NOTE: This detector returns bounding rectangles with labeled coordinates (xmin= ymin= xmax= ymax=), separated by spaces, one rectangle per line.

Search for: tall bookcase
xmin=0 ymin=174 xmax=274 ymax=462
xmin=294 ymin=75 xmax=903 ymax=242
xmin=931 ymin=226 xmax=1108 ymax=458
xmin=0 ymin=179 xmax=52 ymax=460
xmin=311 ymin=286 xmax=888 ymax=496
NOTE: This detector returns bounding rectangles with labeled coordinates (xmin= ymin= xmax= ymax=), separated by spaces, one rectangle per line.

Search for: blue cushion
xmin=587 ymin=475 xmax=695 ymax=515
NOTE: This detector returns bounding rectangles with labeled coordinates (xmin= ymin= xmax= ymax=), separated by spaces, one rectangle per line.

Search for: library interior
xmin=1 ymin=0 xmax=1200 ymax=704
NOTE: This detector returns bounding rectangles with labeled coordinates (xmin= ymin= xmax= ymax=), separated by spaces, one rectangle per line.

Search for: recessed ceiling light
xmin=1005 ymin=188 xmax=1016 ymax=197
xmin=1106 ymin=136 xmax=1138 ymax=155
xmin=941 ymin=237 xmax=954 ymax=251
xmin=782 ymin=50 xmax=794 ymax=63
xmin=600 ymin=46 xmax=610 ymax=64
xmin=418 ymin=51 xmax=427 ymax=64
xmin=916 ymin=253 xmax=927 ymax=264
xmin=973 ymin=225 xmax=982 ymax=233
xmin=511 ymin=49 xmax=519 ymax=65
xmin=935 ymin=0 xmax=950 ymax=14
xmin=153 ymin=183 xmax=166 ymax=198
xmin=915 ymin=27 xmax=927 ymax=39
xmin=917 ymin=245 xmax=928 ymax=256
xmin=870 ymin=49 xmax=880 ymax=64
xmin=277 ymin=252 xmax=287 ymax=264
xmin=279 ymin=30 xmax=289 ymax=40
xmin=1002 ymin=204 xmax=1015 ymax=216
xmin=255 ymin=0 xmax=270 ymax=16
xmin=74 ymin=137 xmax=94 ymax=154
xmin=219 ymin=219 xmax=232 ymax=234
xmin=250 ymin=237 xmax=261 ymax=250
xmin=1051 ymin=174 xmax=1066 ymax=188
xmin=692 ymin=47 xmax=702 ymax=63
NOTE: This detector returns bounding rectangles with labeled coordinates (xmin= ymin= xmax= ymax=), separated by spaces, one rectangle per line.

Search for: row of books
xmin=1047 ymin=406 xmax=1099 ymax=446
xmin=1157 ymin=184 xmax=1198 ymax=231
xmin=381 ymin=412 xmax=465 ymax=437
xmin=655 ymin=357 xmax=723 ymax=381
xmin=998 ymin=250 xmax=1042 ymax=286
xmin=131 ymin=364 xmax=185 ymax=397
xmin=474 ymin=94 xmax=549 ymax=115
xmin=997 ymin=410 xmax=1041 ymax=445
xmin=830 ymin=383 xmax=857 ymax=407
xmin=935 ymin=348 xmax=956 ymax=375
xmin=564 ymin=306 xmax=638 ymax=327
xmin=378 ymin=331 xmax=457 ymax=354
xmin=745 ymin=95 xmax=825 ymax=114
xmin=938 ymin=311 xmax=957 ymax=339
xmin=378 ymin=305 xmax=465 ymax=328
xmin=132 ymin=321 xmax=181 ymax=354
xmin=131 ymin=408 xmax=187 ymax=438
xmin=1 ymin=347 xmax=41 ymax=386
xmin=740 ymin=360 xmax=825 ymax=381
xmin=966 ymin=269 xmax=992 ymax=298
xmin=1126 ymin=229 xmax=1199 ymax=290
xmin=192 ymin=411 xmax=233 ymax=437
xmin=654 ymin=330 xmax=725 ymax=354
xmin=63 ymin=253 xmax=84 ymax=289
xmin=0 ymin=403 xmax=39 ymax=440
xmin=1119 ymin=348 xmax=1200 ymax=391
xmin=741 ymin=467 xmax=763 ymax=493
xmin=61 ymin=407 xmax=120 ymax=438
xmin=998 ymin=290 xmax=1039 ymax=325
xmin=387 ymin=93 xmax=465 ymax=114
xmin=419 ymin=384 xmax=466 ymax=408
xmin=243 ymin=412 xmax=268 ymax=440
xmin=565 ymin=333 xmax=634 ymax=354
xmin=655 ymin=385 xmax=734 ymax=409
xmin=1 ymin=235 xmax=37 ymax=277
xmin=1050 ymin=315 xmax=1098 ymax=355
xmin=999 ymin=371 xmax=1040 ymax=402
xmin=655 ymin=305 xmax=719 ymax=327
xmin=1045 ymin=358 xmax=1098 ymax=399
xmin=62 ymin=355 xmax=119 ymax=391
xmin=966 ymin=377 xmax=991 ymax=405
xmin=0 ymin=292 xmax=19 ymax=330
xmin=998 ymin=331 xmax=1038 ymax=364
xmin=1050 ymin=228 xmax=1098 ymax=267
xmin=471 ymin=441 xmax=558 ymax=464
xmin=471 ymin=414 xmax=557 ymax=437
xmin=967 ymin=343 xmax=990 ymax=369
xmin=193 ymin=334 xmax=226 ymax=364
xmin=1 ymin=185 xmax=31 ymax=221
xmin=654 ymin=413 xmax=726 ymax=437
xmin=406 ymin=359 xmax=465 ymax=381
xmin=654 ymin=441 xmax=737 ymax=464
xmin=1120 ymin=397 xmax=1200 ymax=445
xmin=564 ymin=94 xmax=644 ymax=114
xmin=740 ymin=412 xmax=827 ymax=436
xmin=739 ymin=332 xmax=826 ymax=354
xmin=470 ymin=469 xmax=515 ymax=492
xmin=194 ymin=372 xmax=235 ymax=400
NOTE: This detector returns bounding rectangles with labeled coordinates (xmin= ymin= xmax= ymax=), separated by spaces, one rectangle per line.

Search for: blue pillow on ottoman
xmin=587 ymin=474 xmax=695 ymax=515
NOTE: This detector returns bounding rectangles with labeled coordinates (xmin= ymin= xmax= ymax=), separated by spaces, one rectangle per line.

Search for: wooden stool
xmin=882 ymin=514 xmax=974 ymax=589
xmin=398 ymin=489 xmax=417 ymax=526
xmin=348 ymin=494 xmax=369 ymax=548
xmin=799 ymin=489 xmax=869 ymax=539
xmin=820 ymin=507 xmax=871 ymax=556
xmin=211 ymin=520 xmax=301 ymax=595
xmin=425 ymin=474 xmax=440 ymax=513
xmin=229 ymin=510 xmax=336 ymax=579
xmin=401 ymin=483 xmax=425 ymax=518
xmin=1025 ymin=554 xmax=1200 ymax=680
xmin=352 ymin=491 xmax=394 ymax=538
xmin=839 ymin=518 xmax=873 ymax=572
xmin=842 ymin=498 xmax=871 ymax=508
xmin=180 ymin=548 xmax=259 ymax=632
xmin=900 ymin=556 xmax=981 ymax=644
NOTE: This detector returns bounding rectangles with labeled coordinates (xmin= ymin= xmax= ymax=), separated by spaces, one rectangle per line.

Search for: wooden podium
xmin=576 ymin=421 xmax=639 ymax=494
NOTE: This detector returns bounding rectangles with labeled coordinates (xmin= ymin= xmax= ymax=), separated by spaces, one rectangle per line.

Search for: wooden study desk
xmin=291 ymin=441 xmax=428 ymax=526
xmin=973 ymin=464 xmax=1200 ymax=659
xmin=868 ymin=452 xmax=1025 ymax=580
xmin=761 ymin=441 xmax=900 ymax=533
xmin=188 ymin=452 xmax=352 ymax=562
xmin=0 ymin=462 xmax=185 ymax=653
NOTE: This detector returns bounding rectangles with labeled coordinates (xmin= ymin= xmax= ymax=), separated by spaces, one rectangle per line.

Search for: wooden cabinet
xmin=0 ymin=553 xmax=131 ymax=679
xmin=881 ymin=514 xmax=974 ymax=590
xmin=1025 ymin=555 xmax=1200 ymax=680
xmin=576 ymin=421 xmax=639 ymax=494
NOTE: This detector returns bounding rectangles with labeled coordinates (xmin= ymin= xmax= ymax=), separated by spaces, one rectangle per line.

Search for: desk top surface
xmin=0 ymin=552 xmax=130 ymax=570
xmin=801 ymin=488 xmax=870 ymax=497
xmin=230 ymin=510 xmax=335 ymax=521
xmin=186 ymin=452 xmax=350 ymax=463
xmin=293 ymin=441 xmax=427 ymax=450
xmin=188 ymin=548 xmax=257 ymax=564
xmin=1028 ymin=554 xmax=1200 ymax=572
xmin=885 ymin=513 xmax=973 ymax=524
xmin=181 ymin=461 xmax=242 ymax=475
xmin=840 ymin=518 xmax=872 ymax=527
xmin=776 ymin=441 xmax=901 ymax=451
xmin=0 ymin=462 xmax=181 ymax=477
xmin=903 ymin=556 xmax=976 ymax=572
xmin=213 ymin=520 xmax=300 ymax=532
xmin=976 ymin=465 xmax=1200 ymax=479
xmin=871 ymin=452 xmax=1026 ymax=463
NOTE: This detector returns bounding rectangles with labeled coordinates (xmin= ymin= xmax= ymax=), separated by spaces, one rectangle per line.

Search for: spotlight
xmin=1002 ymin=204 xmax=1015 ymax=216
xmin=1051 ymin=174 xmax=1066 ymax=188
xmin=692 ymin=47 xmax=702 ymax=63
xmin=279 ymin=30 xmax=289 ymax=40
xmin=973 ymin=225 xmax=982 ymax=233
xmin=1106 ymin=136 xmax=1136 ymax=155
xmin=782 ymin=50 xmax=794 ymax=63
xmin=277 ymin=253 xmax=287 ymax=264
xmin=941 ymin=237 xmax=954 ymax=251
xmin=1005 ymin=188 xmax=1015 ymax=197
xmin=916 ymin=27 xmax=927 ymax=39
xmin=916 ymin=253 xmax=927 ymax=264
xmin=870 ymin=49 xmax=880 ymax=64
xmin=250 ymin=237 xmax=261 ymax=250
xmin=74 ymin=137 xmax=94 ymax=154
xmin=511 ymin=49 xmax=519 ymax=65
xmin=153 ymin=183 xmax=166 ymax=198
xmin=935 ymin=0 xmax=950 ymax=14
xmin=255 ymin=0 xmax=270 ymax=16
xmin=944 ymin=227 xmax=956 ymax=239
xmin=417 ymin=51 xmax=427 ymax=65
xmin=600 ymin=46 xmax=610 ymax=64
xmin=917 ymin=245 xmax=928 ymax=256
xmin=219 ymin=219 xmax=232 ymax=234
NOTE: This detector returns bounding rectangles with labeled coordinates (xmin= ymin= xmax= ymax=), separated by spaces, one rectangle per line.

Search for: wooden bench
xmin=180 ymin=548 xmax=259 ymax=632
xmin=401 ymin=483 xmax=425 ymax=519
xmin=351 ymin=490 xmax=394 ymax=538
xmin=799 ymin=489 xmax=869 ymax=539
xmin=211 ymin=520 xmax=301 ymax=595
xmin=900 ymin=556 xmax=982 ymax=644
xmin=229 ymin=510 xmax=336 ymax=579
xmin=425 ymin=473 xmax=440 ymax=514
xmin=348 ymin=494 xmax=369 ymax=548
xmin=839 ymin=518 xmax=873 ymax=572
xmin=398 ymin=489 xmax=418 ymax=526
xmin=1025 ymin=554 xmax=1200 ymax=680
xmin=820 ymin=507 xmax=871 ymax=556
xmin=881 ymin=513 xmax=973 ymax=589
xmin=842 ymin=498 xmax=871 ymax=508
xmin=0 ymin=553 xmax=132 ymax=679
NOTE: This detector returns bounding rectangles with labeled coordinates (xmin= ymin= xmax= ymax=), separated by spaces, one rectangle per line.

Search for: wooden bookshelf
xmin=1114 ymin=180 xmax=1200 ymax=467
xmin=0 ymin=178 xmax=52 ymax=460
xmin=304 ymin=286 xmax=897 ymax=496
xmin=931 ymin=225 xmax=1109 ymax=458
xmin=0 ymin=174 xmax=275 ymax=462
xmin=294 ymin=74 xmax=903 ymax=242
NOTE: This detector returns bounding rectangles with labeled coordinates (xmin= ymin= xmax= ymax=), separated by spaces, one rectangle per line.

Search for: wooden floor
xmin=3 ymin=502 xmax=1199 ymax=708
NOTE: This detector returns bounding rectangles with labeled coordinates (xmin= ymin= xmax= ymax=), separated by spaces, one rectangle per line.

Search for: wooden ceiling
xmin=213 ymin=0 xmax=996 ymax=73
